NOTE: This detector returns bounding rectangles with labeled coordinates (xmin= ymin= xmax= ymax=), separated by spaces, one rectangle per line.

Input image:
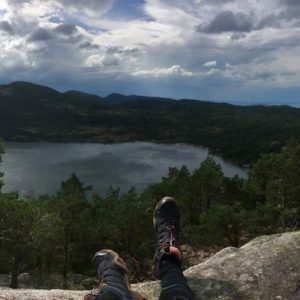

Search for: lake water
xmin=1 ymin=142 xmax=247 ymax=197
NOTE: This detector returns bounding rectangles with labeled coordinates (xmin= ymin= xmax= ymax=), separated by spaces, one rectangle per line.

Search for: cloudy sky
xmin=0 ymin=0 xmax=300 ymax=105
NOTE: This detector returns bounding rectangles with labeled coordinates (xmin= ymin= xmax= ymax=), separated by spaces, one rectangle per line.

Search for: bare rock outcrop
xmin=184 ymin=230 xmax=300 ymax=299
xmin=1 ymin=231 xmax=300 ymax=299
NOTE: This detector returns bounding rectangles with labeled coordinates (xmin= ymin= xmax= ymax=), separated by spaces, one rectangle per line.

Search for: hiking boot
xmin=153 ymin=197 xmax=182 ymax=278
xmin=91 ymin=249 xmax=144 ymax=300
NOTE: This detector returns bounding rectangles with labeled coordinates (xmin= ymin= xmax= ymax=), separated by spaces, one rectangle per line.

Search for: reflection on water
xmin=2 ymin=142 xmax=247 ymax=197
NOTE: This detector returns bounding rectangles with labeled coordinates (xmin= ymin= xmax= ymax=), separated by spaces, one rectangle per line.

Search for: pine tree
xmin=0 ymin=140 xmax=4 ymax=192
xmin=51 ymin=173 xmax=91 ymax=288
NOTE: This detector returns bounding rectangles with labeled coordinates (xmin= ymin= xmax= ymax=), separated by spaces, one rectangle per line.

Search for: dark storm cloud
xmin=230 ymin=32 xmax=246 ymax=40
xmin=256 ymin=13 xmax=282 ymax=30
xmin=54 ymin=23 xmax=77 ymax=35
xmin=202 ymin=0 xmax=235 ymax=4
xmin=107 ymin=46 xmax=139 ymax=55
xmin=197 ymin=10 xmax=253 ymax=33
xmin=281 ymin=0 xmax=300 ymax=6
xmin=282 ymin=7 xmax=300 ymax=21
xmin=279 ymin=0 xmax=300 ymax=21
xmin=0 ymin=21 xmax=14 ymax=34
xmin=196 ymin=1 xmax=300 ymax=34
xmin=28 ymin=28 xmax=53 ymax=42
xmin=79 ymin=41 xmax=100 ymax=50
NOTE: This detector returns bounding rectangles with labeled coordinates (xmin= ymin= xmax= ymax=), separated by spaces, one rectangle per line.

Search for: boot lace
xmin=158 ymin=218 xmax=177 ymax=251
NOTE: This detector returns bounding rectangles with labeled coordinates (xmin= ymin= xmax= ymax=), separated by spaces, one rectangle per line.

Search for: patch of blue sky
xmin=0 ymin=9 xmax=7 ymax=16
xmin=49 ymin=16 xmax=63 ymax=24
xmin=49 ymin=15 xmax=107 ymax=34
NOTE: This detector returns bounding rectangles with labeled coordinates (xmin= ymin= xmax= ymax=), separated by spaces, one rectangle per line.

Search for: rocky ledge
xmin=1 ymin=231 xmax=300 ymax=300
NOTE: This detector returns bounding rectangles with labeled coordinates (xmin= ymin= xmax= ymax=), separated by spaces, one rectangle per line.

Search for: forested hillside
xmin=1 ymin=81 xmax=300 ymax=164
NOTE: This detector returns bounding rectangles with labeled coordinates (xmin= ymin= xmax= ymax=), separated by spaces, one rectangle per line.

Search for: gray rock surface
xmin=0 ymin=275 xmax=10 ymax=288
xmin=184 ymin=230 xmax=300 ymax=299
xmin=1 ymin=231 xmax=300 ymax=299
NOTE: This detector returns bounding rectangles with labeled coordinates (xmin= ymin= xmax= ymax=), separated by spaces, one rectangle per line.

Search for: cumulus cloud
xmin=86 ymin=53 xmax=120 ymax=69
xmin=133 ymin=65 xmax=193 ymax=77
xmin=221 ymin=46 xmax=300 ymax=88
xmin=231 ymin=32 xmax=246 ymax=40
xmin=204 ymin=61 xmax=217 ymax=67
xmin=101 ymin=54 xmax=120 ymax=67
xmin=1 ymin=0 xmax=300 ymax=103
xmin=52 ymin=0 xmax=116 ymax=21
xmin=281 ymin=0 xmax=300 ymax=6
xmin=56 ymin=0 xmax=115 ymax=12
xmin=0 ymin=21 xmax=14 ymax=34
xmin=256 ymin=14 xmax=282 ymax=30
xmin=279 ymin=0 xmax=300 ymax=22
xmin=107 ymin=47 xmax=139 ymax=55
xmin=54 ymin=24 xmax=77 ymax=35
xmin=197 ymin=11 xmax=253 ymax=33
xmin=79 ymin=41 xmax=100 ymax=50
xmin=4 ymin=0 xmax=32 ymax=5
xmin=28 ymin=28 xmax=53 ymax=42
xmin=201 ymin=0 xmax=235 ymax=4
xmin=3 ymin=0 xmax=116 ymax=29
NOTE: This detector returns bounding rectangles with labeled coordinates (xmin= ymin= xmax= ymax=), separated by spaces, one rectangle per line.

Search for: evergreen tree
xmin=0 ymin=194 xmax=38 ymax=288
xmin=191 ymin=157 xmax=224 ymax=217
xmin=249 ymin=139 xmax=300 ymax=232
xmin=26 ymin=197 xmax=62 ymax=285
xmin=51 ymin=173 xmax=91 ymax=288
xmin=198 ymin=176 xmax=252 ymax=247
xmin=199 ymin=203 xmax=249 ymax=247
xmin=0 ymin=140 xmax=4 ymax=191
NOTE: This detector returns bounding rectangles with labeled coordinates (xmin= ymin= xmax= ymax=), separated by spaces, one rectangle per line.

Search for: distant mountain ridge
xmin=0 ymin=81 xmax=174 ymax=105
xmin=1 ymin=81 xmax=300 ymax=165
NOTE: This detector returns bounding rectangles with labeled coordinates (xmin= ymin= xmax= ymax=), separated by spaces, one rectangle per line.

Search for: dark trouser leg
xmin=159 ymin=257 xmax=195 ymax=300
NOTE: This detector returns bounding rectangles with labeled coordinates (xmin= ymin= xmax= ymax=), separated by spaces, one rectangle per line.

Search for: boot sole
xmin=93 ymin=249 xmax=129 ymax=272
xmin=92 ymin=250 xmax=146 ymax=300
xmin=153 ymin=196 xmax=176 ymax=232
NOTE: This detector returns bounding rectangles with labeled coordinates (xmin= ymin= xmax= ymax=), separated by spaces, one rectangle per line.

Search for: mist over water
xmin=2 ymin=142 xmax=247 ymax=197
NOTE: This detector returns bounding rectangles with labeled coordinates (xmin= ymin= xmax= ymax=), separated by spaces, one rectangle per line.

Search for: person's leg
xmin=85 ymin=249 xmax=145 ymax=300
xmin=159 ymin=257 xmax=194 ymax=300
xmin=92 ymin=249 xmax=133 ymax=300
xmin=153 ymin=197 xmax=195 ymax=300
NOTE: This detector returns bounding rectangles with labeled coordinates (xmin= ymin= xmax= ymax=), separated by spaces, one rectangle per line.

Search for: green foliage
xmin=247 ymin=202 xmax=281 ymax=235
xmin=197 ymin=175 xmax=255 ymax=247
xmin=249 ymin=139 xmax=300 ymax=231
xmin=0 ymin=193 xmax=39 ymax=287
xmin=199 ymin=203 xmax=249 ymax=247
xmin=51 ymin=174 xmax=92 ymax=288
xmin=190 ymin=157 xmax=223 ymax=215
xmin=0 ymin=140 xmax=4 ymax=191
xmin=2 ymin=82 xmax=300 ymax=164
xmin=89 ymin=188 xmax=154 ymax=281
xmin=0 ymin=140 xmax=300 ymax=288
